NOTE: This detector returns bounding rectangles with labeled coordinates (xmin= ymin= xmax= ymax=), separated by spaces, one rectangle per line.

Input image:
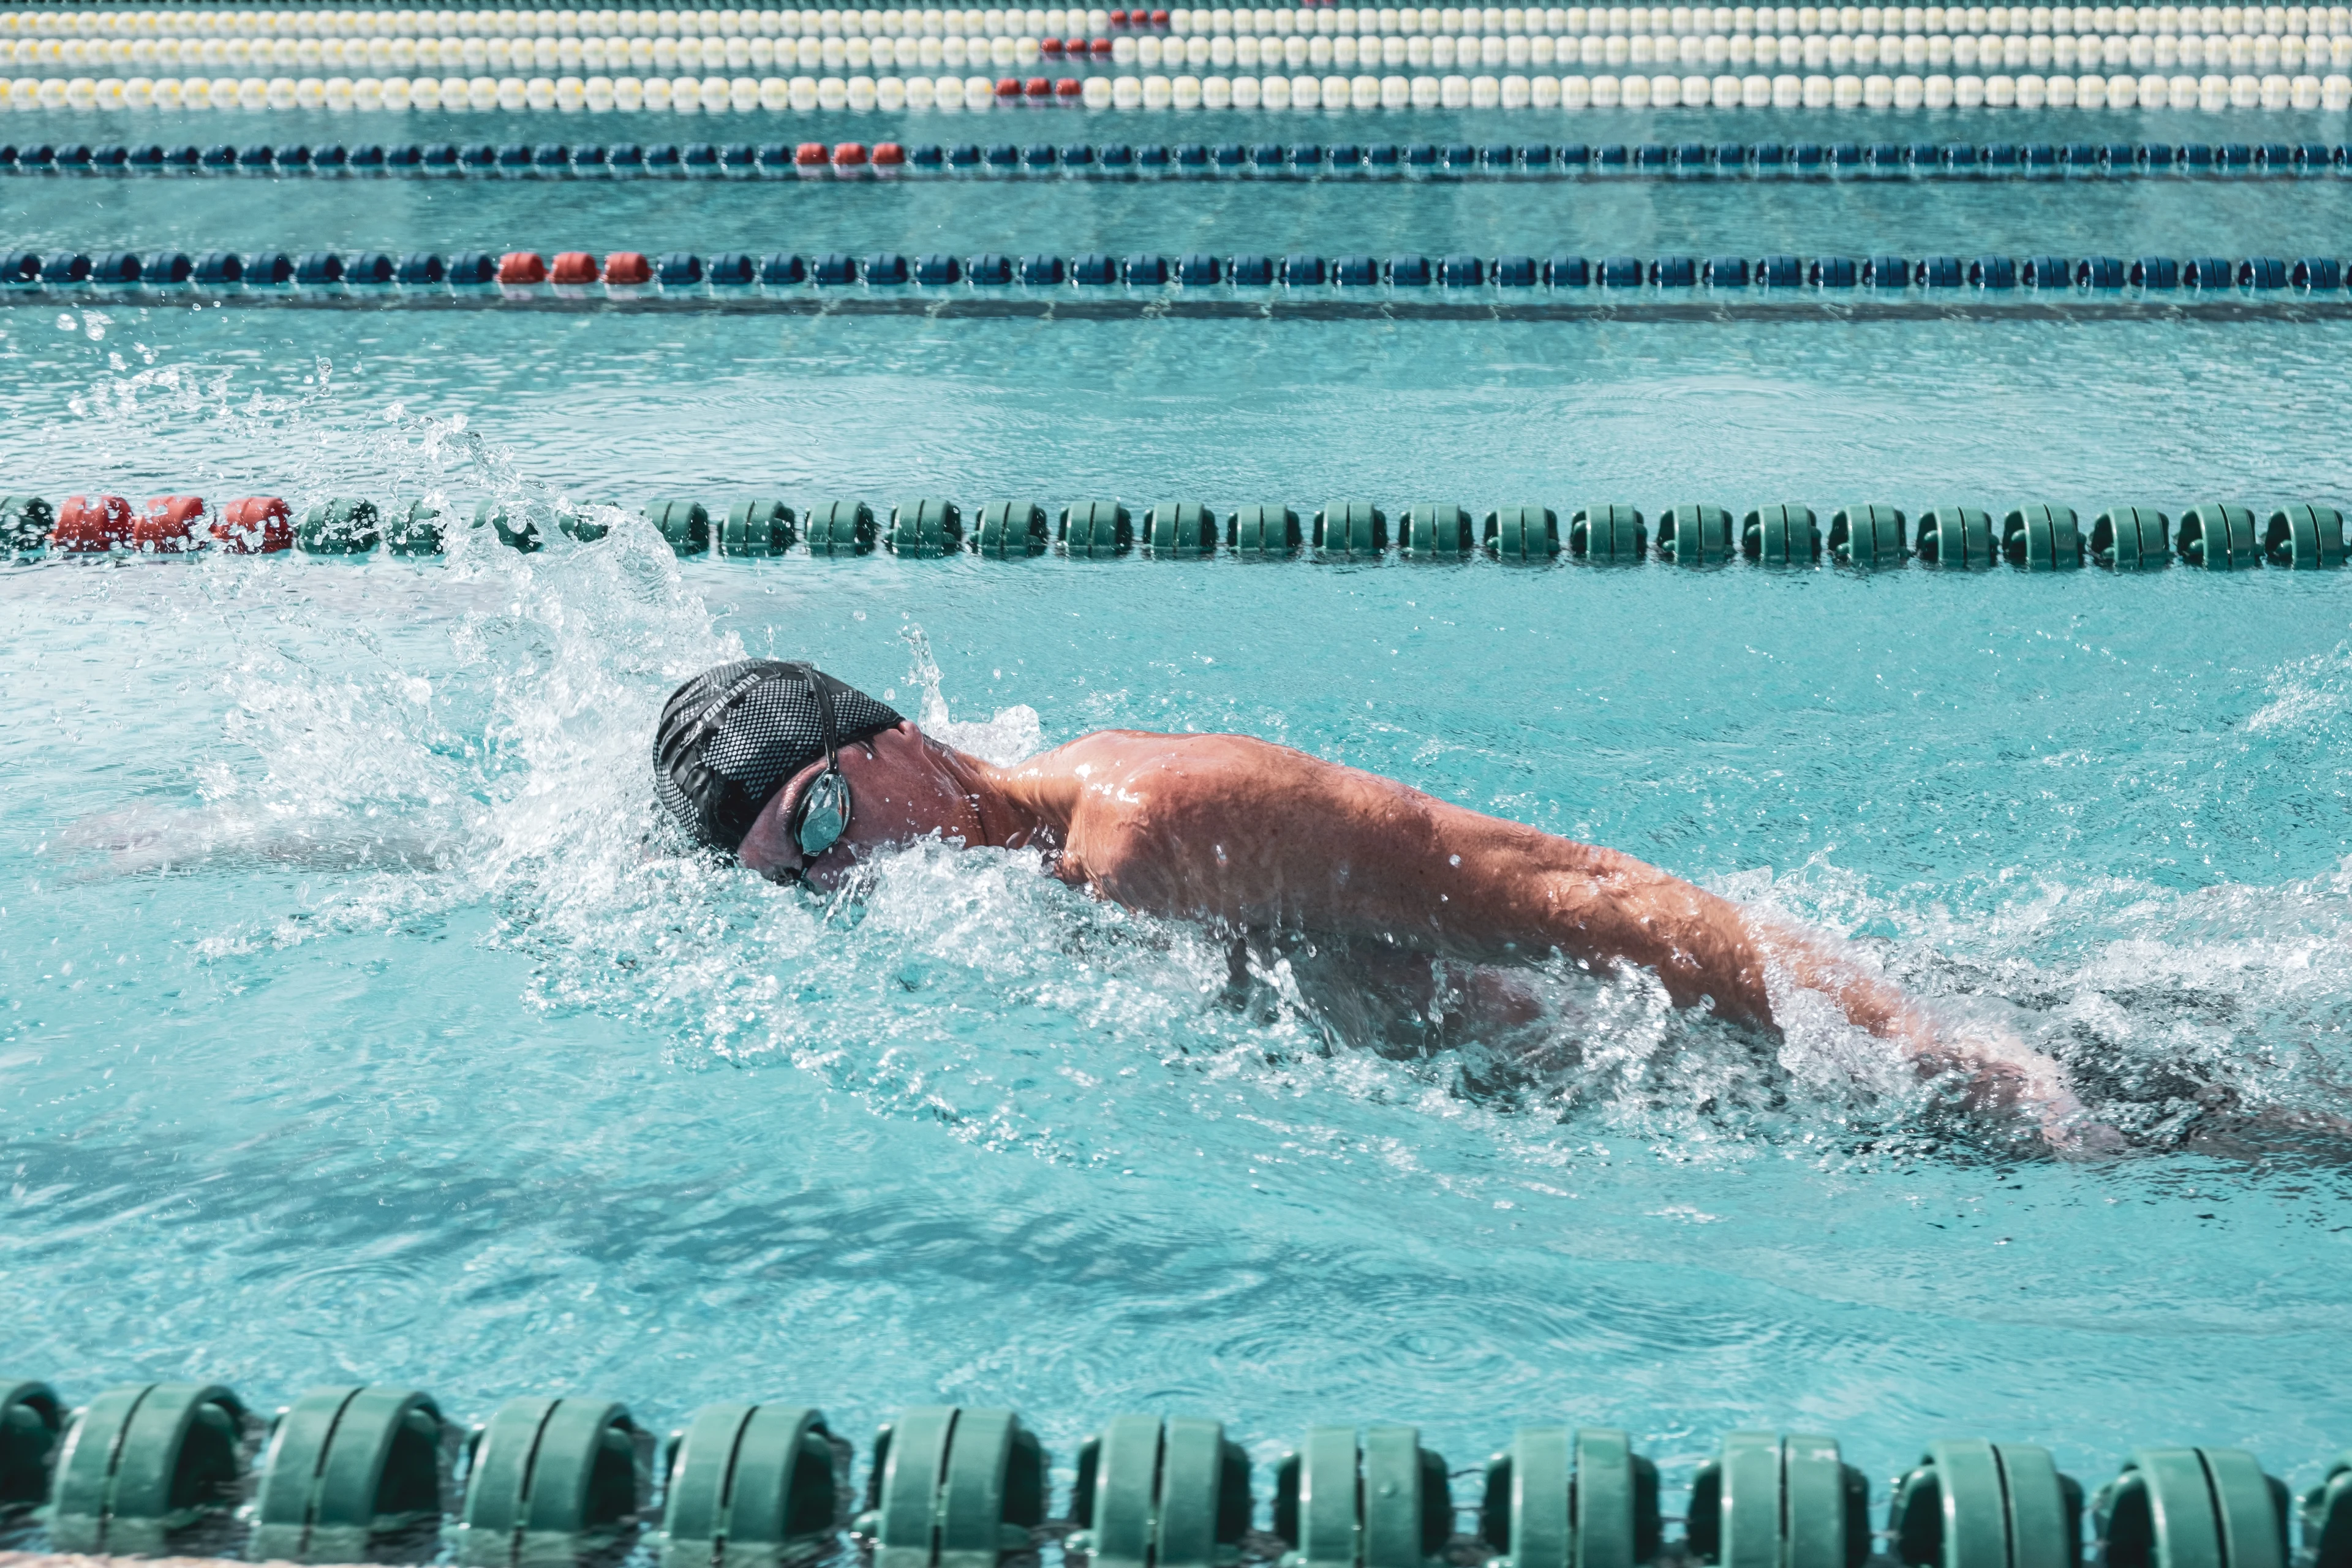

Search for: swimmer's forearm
xmin=1745 ymin=913 xmax=2091 ymax=1131
xmin=1492 ymin=840 xmax=1912 ymax=1040
xmin=1468 ymin=827 xmax=2094 ymax=1140
xmin=1744 ymin=914 xmax=1930 ymax=1040
xmin=1453 ymin=834 xmax=1780 ymax=1027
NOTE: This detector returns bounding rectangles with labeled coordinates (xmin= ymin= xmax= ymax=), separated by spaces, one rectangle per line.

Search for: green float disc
xmin=2266 ymin=504 xmax=2347 ymax=569
xmin=873 ymin=1408 xmax=956 ymax=1568
xmin=1360 ymin=1425 xmax=1426 ymax=1568
xmin=2177 ymin=504 xmax=2259 ymax=570
xmin=1482 ymin=1427 xmax=1564 ymax=1568
xmin=1995 ymin=1444 xmax=2079 ymax=1568
xmin=2002 ymin=506 xmax=2081 ymax=570
xmin=938 ymin=1408 xmax=1042 ymax=1568
xmin=1744 ymin=505 xmax=1818 ymax=565
xmin=1830 ymin=504 xmax=1905 ymax=567
xmin=458 ymin=1396 xmax=645 ymax=1567
xmin=1061 ymin=502 xmax=1131 ymax=559
xmin=458 ymin=1395 xmax=556 ymax=1548
xmin=974 ymin=502 xmax=1046 ymax=557
xmin=1781 ymin=1433 xmax=1853 ymax=1568
xmin=661 ymin=1404 xmax=748 ymax=1568
xmin=51 ymin=1384 xmax=247 ymax=1556
xmin=1892 ymin=1440 xmax=2006 ymax=1568
xmin=1574 ymin=1428 xmax=1645 ymax=1568
xmin=298 ymin=498 xmax=380 ymax=555
xmin=1404 ymin=505 xmax=1471 ymax=559
xmin=555 ymin=502 xmax=611 ymax=543
xmin=254 ymin=1386 xmax=445 ymax=1563
xmin=805 ymin=501 xmax=875 ymax=556
xmin=728 ymin=1405 xmax=834 ymax=1556
xmin=2203 ymin=1449 xmax=2285 ymax=1568
xmin=1 ymin=496 xmax=56 ymax=552
xmin=645 ymin=499 xmax=710 ymax=556
xmin=1155 ymin=1417 xmax=1237 ymax=1568
xmin=1483 ymin=507 xmax=1558 ymax=562
xmin=384 ymin=500 xmax=445 ymax=556
xmin=2302 ymin=1454 xmax=2352 ymax=1568
xmin=1231 ymin=505 xmax=1300 ymax=558
xmin=1716 ymin=1431 xmax=1782 ymax=1568
xmin=660 ymin=1402 xmax=831 ymax=1568
xmin=1572 ymin=504 xmax=1645 ymax=562
xmin=1315 ymin=502 xmax=1385 ymax=559
xmin=1298 ymin=1425 xmax=1359 ymax=1568
xmin=1659 ymin=505 xmax=1734 ymax=565
xmin=1145 ymin=502 xmax=1217 ymax=557
xmin=938 ymin=1409 xmax=1016 ymax=1567
xmin=1082 ymin=1415 xmax=1162 ymax=1568
xmin=526 ymin=1401 xmax=644 ymax=1539
xmin=2120 ymin=1449 xmax=2226 ymax=1568
xmin=890 ymin=499 xmax=961 ymax=558
xmin=1918 ymin=507 xmax=1992 ymax=568
xmin=0 ymin=1382 xmax=60 ymax=1514
xmin=2092 ymin=508 xmax=2170 ymax=570
xmin=0 ymin=1384 xmax=56 ymax=1517
xmin=720 ymin=500 xmax=796 ymax=557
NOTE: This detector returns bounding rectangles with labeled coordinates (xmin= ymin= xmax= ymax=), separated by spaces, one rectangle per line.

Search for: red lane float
xmin=872 ymin=141 xmax=905 ymax=171
xmin=602 ymin=251 xmax=650 ymax=284
xmin=549 ymin=251 xmax=597 ymax=284
xmin=1055 ymin=76 xmax=1082 ymax=96
xmin=497 ymin=251 xmax=548 ymax=285
xmin=53 ymin=494 xmax=131 ymax=552
xmin=211 ymin=497 xmax=290 ymax=554
xmin=831 ymin=141 xmax=867 ymax=175
xmin=133 ymin=494 xmax=205 ymax=552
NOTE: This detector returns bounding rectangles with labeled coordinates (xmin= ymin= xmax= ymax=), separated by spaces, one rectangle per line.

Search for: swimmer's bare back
xmin=745 ymin=722 xmax=2096 ymax=1144
xmin=1002 ymin=732 xmax=1777 ymax=1017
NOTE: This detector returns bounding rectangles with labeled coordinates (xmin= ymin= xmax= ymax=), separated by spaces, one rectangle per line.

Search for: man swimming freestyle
xmin=655 ymin=658 xmax=2095 ymax=1144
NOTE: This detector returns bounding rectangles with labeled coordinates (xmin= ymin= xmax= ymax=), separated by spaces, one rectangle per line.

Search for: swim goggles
xmin=786 ymin=664 xmax=853 ymax=861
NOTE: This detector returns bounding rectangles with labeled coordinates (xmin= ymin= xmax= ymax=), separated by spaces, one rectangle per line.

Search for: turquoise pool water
xmin=13 ymin=105 xmax=2352 ymax=260
xmin=4 ymin=99 xmax=2352 ymax=1552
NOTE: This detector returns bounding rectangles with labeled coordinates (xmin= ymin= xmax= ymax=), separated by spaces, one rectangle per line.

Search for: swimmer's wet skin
xmin=656 ymin=659 xmax=2098 ymax=1150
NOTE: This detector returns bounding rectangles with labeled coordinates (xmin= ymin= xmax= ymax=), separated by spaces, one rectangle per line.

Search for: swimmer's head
xmin=652 ymin=660 xmax=903 ymax=852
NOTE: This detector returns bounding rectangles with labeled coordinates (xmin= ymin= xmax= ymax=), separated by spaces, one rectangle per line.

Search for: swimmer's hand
xmin=1914 ymin=1022 xmax=2125 ymax=1158
xmin=1746 ymin=915 xmax=2118 ymax=1156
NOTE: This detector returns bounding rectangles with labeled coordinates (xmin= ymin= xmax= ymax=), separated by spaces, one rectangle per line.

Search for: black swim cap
xmin=652 ymin=660 xmax=903 ymax=851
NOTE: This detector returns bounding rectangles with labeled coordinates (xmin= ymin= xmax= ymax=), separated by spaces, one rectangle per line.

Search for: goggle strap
xmin=804 ymin=664 xmax=842 ymax=771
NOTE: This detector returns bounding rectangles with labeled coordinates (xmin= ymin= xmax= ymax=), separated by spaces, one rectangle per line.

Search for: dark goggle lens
xmin=793 ymin=768 xmax=850 ymax=858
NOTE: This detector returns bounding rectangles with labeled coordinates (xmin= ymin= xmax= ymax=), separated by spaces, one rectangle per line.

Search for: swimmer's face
xmin=737 ymin=721 xmax=982 ymax=888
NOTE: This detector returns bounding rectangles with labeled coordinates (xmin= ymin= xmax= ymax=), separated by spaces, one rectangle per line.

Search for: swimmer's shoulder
xmin=1048 ymin=728 xmax=1314 ymax=782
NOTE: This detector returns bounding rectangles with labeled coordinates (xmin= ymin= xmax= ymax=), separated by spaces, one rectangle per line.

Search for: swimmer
xmin=655 ymin=658 xmax=2104 ymax=1150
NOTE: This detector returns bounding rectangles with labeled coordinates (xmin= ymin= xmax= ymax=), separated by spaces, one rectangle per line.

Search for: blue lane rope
xmin=4 ymin=135 xmax=2350 ymax=178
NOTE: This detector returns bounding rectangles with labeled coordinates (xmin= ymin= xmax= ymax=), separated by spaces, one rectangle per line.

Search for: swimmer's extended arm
xmin=1040 ymin=732 xmax=1791 ymax=1017
xmin=1029 ymin=732 xmax=2091 ymax=1137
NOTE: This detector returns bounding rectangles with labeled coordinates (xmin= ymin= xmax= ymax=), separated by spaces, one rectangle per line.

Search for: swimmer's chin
xmin=745 ymin=831 xmax=1027 ymax=894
